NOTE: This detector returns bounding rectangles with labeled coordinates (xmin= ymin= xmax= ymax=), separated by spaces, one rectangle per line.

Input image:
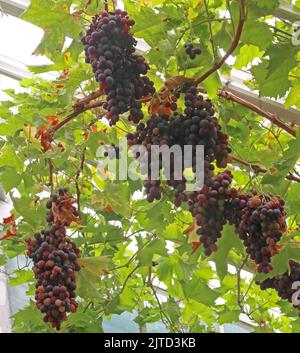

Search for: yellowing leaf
xmin=23 ymin=125 xmax=37 ymax=139
xmin=78 ymin=256 xmax=110 ymax=276
xmin=184 ymin=220 xmax=200 ymax=244
xmin=193 ymin=0 xmax=202 ymax=8
xmin=235 ymin=44 xmax=264 ymax=69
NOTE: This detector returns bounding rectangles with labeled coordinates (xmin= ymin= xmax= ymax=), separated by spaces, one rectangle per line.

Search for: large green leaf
xmin=0 ymin=145 xmax=23 ymax=170
xmin=0 ymin=168 xmax=22 ymax=192
xmin=251 ymin=44 xmax=298 ymax=98
xmin=212 ymin=225 xmax=244 ymax=280
xmin=77 ymin=256 xmax=110 ymax=299
xmin=218 ymin=309 xmax=240 ymax=324
xmin=241 ymin=21 xmax=273 ymax=49
xmin=182 ymin=278 xmax=219 ymax=306
xmin=137 ymin=238 xmax=167 ymax=266
xmin=262 ymin=134 xmax=300 ymax=186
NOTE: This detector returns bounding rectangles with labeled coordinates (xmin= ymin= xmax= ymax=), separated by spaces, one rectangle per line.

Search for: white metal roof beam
xmin=2 ymin=0 xmax=300 ymax=22
xmin=275 ymin=1 xmax=300 ymax=22
xmin=223 ymin=83 xmax=300 ymax=125
xmin=0 ymin=0 xmax=28 ymax=17
xmin=0 ymin=55 xmax=32 ymax=80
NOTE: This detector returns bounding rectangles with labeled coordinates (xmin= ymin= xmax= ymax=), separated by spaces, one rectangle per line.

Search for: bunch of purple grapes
xmin=82 ymin=10 xmax=155 ymax=125
xmin=236 ymin=196 xmax=286 ymax=273
xmin=184 ymin=43 xmax=202 ymax=59
xmin=259 ymin=260 xmax=300 ymax=310
xmin=188 ymin=170 xmax=236 ymax=256
xmin=127 ymin=84 xmax=231 ymax=204
xmin=26 ymin=190 xmax=80 ymax=330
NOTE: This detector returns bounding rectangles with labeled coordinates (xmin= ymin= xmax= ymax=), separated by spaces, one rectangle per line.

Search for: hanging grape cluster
xmin=236 ymin=195 xmax=286 ymax=273
xmin=26 ymin=189 xmax=80 ymax=330
xmin=184 ymin=43 xmax=202 ymax=59
xmin=127 ymin=83 xmax=231 ymax=204
xmin=188 ymin=170 xmax=237 ymax=256
xmin=82 ymin=10 xmax=155 ymax=125
xmin=259 ymin=260 xmax=300 ymax=309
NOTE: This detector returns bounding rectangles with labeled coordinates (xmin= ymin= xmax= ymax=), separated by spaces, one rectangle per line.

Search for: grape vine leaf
xmin=285 ymin=82 xmax=300 ymax=109
xmin=241 ymin=21 xmax=273 ymax=50
xmin=181 ymin=277 xmax=219 ymax=306
xmin=261 ymin=134 xmax=300 ymax=186
xmin=255 ymin=243 xmax=300 ymax=282
xmin=251 ymin=44 xmax=298 ymax=98
xmin=0 ymin=254 xmax=7 ymax=267
xmin=0 ymin=145 xmax=23 ymax=170
xmin=256 ymin=0 xmax=279 ymax=10
xmin=212 ymin=225 xmax=244 ymax=281
xmin=0 ymin=168 xmax=22 ymax=193
xmin=218 ymin=309 xmax=240 ymax=325
xmin=77 ymin=256 xmax=110 ymax=298
xmin=136 ymin=238 xmax=167 ymax=266
xmin=8 ymin=270 xmax=33 ymax=287
xmin=78 ymin=256 xmax=110 ymax=275
xmin=234 ymin=44 xmax=264 ymax=69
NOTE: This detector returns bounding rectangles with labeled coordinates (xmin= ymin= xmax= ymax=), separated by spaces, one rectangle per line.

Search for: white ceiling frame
xmin=1 ymin=0 xmax=300 ymax=22
xmin=0 ymin=0 xmax=28 ymax=17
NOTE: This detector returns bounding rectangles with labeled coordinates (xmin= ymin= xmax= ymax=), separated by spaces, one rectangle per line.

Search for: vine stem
xmin=143 ymin=86 xmax=297 ymax=138
xmin=204 ymin=0 xmax=217 ymax=61
xmin=97 ymin=265 xmax=139 ymax=315
xmin=74 ymin=89 xmax=103 ymax=108
xmin=218 ymin=89 xmax=297 ymax=137
xmin=104 ymin=0 xmax=108 ymax=11
xmin=149 ymin=281 xmax=177 ymax=332
xmin=75 ymin=148 xmax=86 ymax=215
xmin=230 ymin=155 xmax=300 ymax=183
xmin=48 ymin=159 xmax=54 ymax=192
xmin=50 ymin=100 xmax=105 ymax=135
xmin=236 ymin=255 xmax=256 ymax=320
xmin=195 ymin=0 xmax=246 ymax=84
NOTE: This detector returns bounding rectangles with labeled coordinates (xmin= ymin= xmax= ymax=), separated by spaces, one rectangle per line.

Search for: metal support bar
xmin=0 ymin=0 xmax=28 ymax=17
xmin=1 ymin=0 xmax=300 ymax=22
xmin=0 ymin=187 xmax=7 ymax=202
xmin=0 ymin=200 xmax=13 ymax=333
xmin=223 ymin=83 xmax=300 ymax=125
xmin=0 ymin=55 xmax=32 ymax=81
xmin=275 ymin=1 xmax=300 ymax=22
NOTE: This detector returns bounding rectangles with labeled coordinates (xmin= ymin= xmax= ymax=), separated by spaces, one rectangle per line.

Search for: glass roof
xmin=0 ymin=13 xmax=51 ymax=67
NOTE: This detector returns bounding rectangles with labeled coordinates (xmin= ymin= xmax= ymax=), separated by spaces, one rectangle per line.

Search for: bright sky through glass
xmin=0 ymin=12 xmax=51 ymax=67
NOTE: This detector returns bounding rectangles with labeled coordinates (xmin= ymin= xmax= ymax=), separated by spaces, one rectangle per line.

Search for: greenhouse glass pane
xmin=103 ymin=312 xmax=140 ymax=333
xmin=223 ymin=323 xmax=252 ymax=333
xmin=0 ymin=13 xmax=51 ymax=66
xmin=147 ymin=321 xmax=169 ymax=333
